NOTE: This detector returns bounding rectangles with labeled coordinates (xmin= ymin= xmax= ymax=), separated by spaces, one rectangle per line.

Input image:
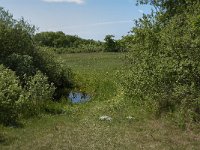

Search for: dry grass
xmin=1 ymin=115 xmax=199 ymax=150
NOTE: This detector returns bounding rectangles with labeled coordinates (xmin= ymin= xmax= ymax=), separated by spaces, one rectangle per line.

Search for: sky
xmin=0 ymin=0 xmax=152 ymax=41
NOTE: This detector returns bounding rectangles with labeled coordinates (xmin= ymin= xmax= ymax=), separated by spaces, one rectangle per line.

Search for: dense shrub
xmin=20 ymin=71 xmax=55 ymax=117
xmin=4 ymin=53 xmax=36 ymax=82
xmin=0 ymin=65 xmax=22 ymax=125
xmin=0 ymin=7 xmax=75 ymax=126
xmin=124 ymin=1 xmax=200 ymax=124
xmin=0 ymin=7 xmax=73 ymax=100
xmin=0 ymin=65 xmax=56 ymax=123
xmin=33 ymin=47 xmax=74 ymax=99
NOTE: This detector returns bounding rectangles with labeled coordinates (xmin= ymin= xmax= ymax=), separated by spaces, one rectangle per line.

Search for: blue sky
xmin=0 ymin=0 xmax=152 ymax=40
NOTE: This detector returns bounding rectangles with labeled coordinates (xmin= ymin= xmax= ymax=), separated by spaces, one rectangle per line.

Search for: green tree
xmin=0 ymin=7 xmax=36 ymax=59
xmin=124 ymin=0 xmax=200 ymax=124
xmin=34 ymin=31 xmax=70 ymax=48
xmin=0 ymin=7 xmax=73 ymax=101
xmin=104 ymin=35 xmax=118 ymax=52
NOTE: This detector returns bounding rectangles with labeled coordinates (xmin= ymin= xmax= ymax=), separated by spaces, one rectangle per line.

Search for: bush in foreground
xmin=124 ymin=1 xmax=200 ymax=126
xmin=0 ymin=7 xmax=73 ymax=100
xmin=33 ymin=47 xmax=74 ymax=99
xmin=20 ymin=71 xmax=55 ymax=117
xmin=0 ymin=65 xmax=56 ymax=124
xmin=0 ymin=65 xmax=22 ymax=125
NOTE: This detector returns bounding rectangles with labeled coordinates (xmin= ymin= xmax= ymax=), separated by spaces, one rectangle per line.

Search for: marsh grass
xmin=1 ymin=52 xmax=200 ymax=150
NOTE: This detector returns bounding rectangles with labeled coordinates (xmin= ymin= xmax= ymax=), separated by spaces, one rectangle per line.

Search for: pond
xmin=68 ymin=91 xmax=90 ymax=103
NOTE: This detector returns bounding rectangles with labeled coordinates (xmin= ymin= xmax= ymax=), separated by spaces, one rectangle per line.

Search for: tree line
xmin=34 ymin=32 xmax=128 ymax=53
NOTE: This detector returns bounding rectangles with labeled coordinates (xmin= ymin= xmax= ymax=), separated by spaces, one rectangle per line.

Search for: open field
xmin=1 ymin=52 xmax=200 ymax=150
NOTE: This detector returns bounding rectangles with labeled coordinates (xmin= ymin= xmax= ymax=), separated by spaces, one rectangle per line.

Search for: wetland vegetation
xmin=1 ymin=1 xmax=200 ymax=149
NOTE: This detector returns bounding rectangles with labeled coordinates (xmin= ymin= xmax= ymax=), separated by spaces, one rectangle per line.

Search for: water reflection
xmin=68 ymin=91 xmax=90 ymax=103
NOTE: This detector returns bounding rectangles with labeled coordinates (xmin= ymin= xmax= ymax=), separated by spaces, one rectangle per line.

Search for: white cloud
xmin=42 ymin=0 xmax=85 ymax=4
xmin=138 ymin=9 xmax=144 ymax=14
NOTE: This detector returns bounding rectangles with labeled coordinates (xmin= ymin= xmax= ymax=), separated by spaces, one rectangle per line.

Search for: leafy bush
xmin=124 ymin=1 xmax=200 ymax=124
xmin=0 ymin=65 xmax=56 ymax=123
xmin=0 ymin=7 xmax=75 ymax=125
xmin=0 ymin=7 xmax=34 ymax=61
xmin=0 ymin=65 xmax=22 ymax=125
xmin=20 ymin=71 xmax=55 ymax=117
xmin=4 ymin=53 xmax=36 ymax=82
xmin=33 ymin=47 xmax=74 ymax=99
xmin=0 ymin=7 xmax=73 ymax=100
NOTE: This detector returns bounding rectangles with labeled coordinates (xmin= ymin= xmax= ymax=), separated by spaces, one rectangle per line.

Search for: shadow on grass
xmin=0 ymin=121 xmax=24 ymax=146
xmin=2 ymin=121 xmax=24 ymax=128
xmin=0 ymin=134 xmax=6 ymax=144
xmin=0 ymin=133 xmax=17 ymax=146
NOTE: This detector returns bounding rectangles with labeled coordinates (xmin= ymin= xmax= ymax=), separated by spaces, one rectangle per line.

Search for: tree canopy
xmin=124 ymin=0 xmax=200 ymax=125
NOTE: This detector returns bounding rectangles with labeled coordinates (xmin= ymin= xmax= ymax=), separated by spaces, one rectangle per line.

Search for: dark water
xmin=68 ymin=91 xmax=90 ymax=103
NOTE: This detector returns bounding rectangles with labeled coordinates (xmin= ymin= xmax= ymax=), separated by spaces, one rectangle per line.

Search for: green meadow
xmin=1 ymin=53 xmax=199 ymax=150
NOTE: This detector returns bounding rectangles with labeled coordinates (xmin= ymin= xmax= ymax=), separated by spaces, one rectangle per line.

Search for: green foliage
xmin=0 ymin=7 xmax=73 ymax=101
xmin=0 ymin=7 xmax=75 ymax=125
xmin=124 ymin=1 xmax=200 ymax=124
xmin=33 ymin=47 xmax=74 ymax=99
xmin=26 ymin=71 xmax=55 ymax=102
xmin=115 ymin=36 xmax=132 ymax=52
xmin=34 ymin=31 xmax=69 ymax=48
xmin=0 ymin=65 xmax=56 ymax=124
xmin=20 ymin=71 xmax=55 ymax=117
xmin=0 ymin=8 xmax=35 ymax=58
xmin=103 ymin=35 xmax=126 ymax=52
xmin=46 ymin=44 xmax=103 ymax=54
xmin=4 ymin=53 xmax=36 ymax=82
xmin=104 ymin=35 xmax=118 ymax=52
xmin=0 ymin=65 xmax=22 ymax=125
xmin=34 ymin=31 xmax=104 ymax=53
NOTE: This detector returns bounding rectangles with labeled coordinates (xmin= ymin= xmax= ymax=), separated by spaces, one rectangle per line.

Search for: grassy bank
xmin=1 ymin=52 xmax=200 ymax=150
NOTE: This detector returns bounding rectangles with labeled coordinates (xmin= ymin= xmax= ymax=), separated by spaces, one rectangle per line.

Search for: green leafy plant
xmin=33 ymin=47 xmax=74 ymax=99
xmin=0 ymin=65 xmax=22 ymax=125
xmin=20 ymin=71 xmax=55 ymax=117
xmin=124 ymin=1 xmax=200 ymax=125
